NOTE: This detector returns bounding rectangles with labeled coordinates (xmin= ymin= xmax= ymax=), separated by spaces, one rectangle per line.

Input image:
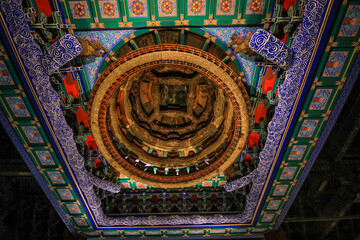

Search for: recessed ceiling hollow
xmin=89 ymin=44 xmax=251 ymax=188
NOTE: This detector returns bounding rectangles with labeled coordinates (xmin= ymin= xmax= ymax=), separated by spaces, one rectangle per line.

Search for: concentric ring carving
xmin=89 ymin=44 xmax=251 ymax=188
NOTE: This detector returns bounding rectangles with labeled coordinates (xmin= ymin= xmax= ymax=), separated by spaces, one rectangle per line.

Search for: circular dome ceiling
xmin=89 ymin=32 xmax=251 ymax=188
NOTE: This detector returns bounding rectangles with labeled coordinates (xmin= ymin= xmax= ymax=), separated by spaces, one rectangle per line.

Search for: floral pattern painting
xmin=57 ymin=188 xmax=75 ymax=200
xmin=309 ymin=88 xmax=333 ymax=111
xmin=99 ymin=0 xmax=120 ymax=18
xmin=128 ymin=0 xmax=148 ymax=17
xmin=339 ymin=5 xmax=360 ymax=37
xmin=47 ymin=171 xmax=66 ymax=184
xmin=36 ymin=150 xmax=56 ymax=166
xmin=74 ymin=217 xmax=88 ymax=226
xmin=5 ymin=96 xmax=30 ymax=118
xmin=103 ymin=231 xmax=120 ymax=236
xmin=21 ymin=126 xmax=44 ymax=144
xmin=246 ymin=0 xmax=265 ymax=15
xmin=216 ymin=0 xmax=235 ymax=16
xmin=188 ymin=0 xmax=206 ymax=16
xmin=66 ymin=204 xmax=82 ymax=214
xmin=322 ymin=51 xmax=348 ymax=78
xmin=288 ymin=145 xmax=307 ymax=161
xmin=0 ymin=62 xmax=14 ymax=86
xmin=69 ymin=1 xmax=91 ymax=19
xmin=280 ymin=166 xmax=297 ymax=180
xmin=262 ymin=213 xmax=275 ymax=222
xmin=297 ymin=120 xmax=319 ymax=138
xmin=273 ymin=185 xmax=288 ymax=196
xmin=266 ymin=199 xmax=282 ymax=210
xmin=158 ymin=0 xmax=177 ymax=17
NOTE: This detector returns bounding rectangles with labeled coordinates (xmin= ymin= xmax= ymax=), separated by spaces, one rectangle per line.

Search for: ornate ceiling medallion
xmin=89 ymin=44 xmax=251 ymax=188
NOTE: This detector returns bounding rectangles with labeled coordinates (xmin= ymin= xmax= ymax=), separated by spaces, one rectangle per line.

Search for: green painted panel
xmin=154 ymin=0 xmax=181 ymax=20
xmin=65 ymin=0 xmax=95 ymax=24
xmin=94 ymin=0 xmax=123 ymax=22
xmin=123 ymin=0 xmax=152 ymax=21
xmin=318 ymin=47 xmax=355 ymax=82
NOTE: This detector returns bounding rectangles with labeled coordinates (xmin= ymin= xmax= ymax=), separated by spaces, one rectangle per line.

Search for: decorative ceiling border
xmin=223 ymin=0 xmax=329 ymax=223
xmin=0 ymin=0 xmax=333 ymax=230
xmin=275 ymin=44 xmax=360 ymax=230
xmin=259 ymin=0 xmax=360 ymax=229
xmin=56 ymin=0 xmax=273 ymax=29
xmin=0 ymin=35 xmax=89 ymax=236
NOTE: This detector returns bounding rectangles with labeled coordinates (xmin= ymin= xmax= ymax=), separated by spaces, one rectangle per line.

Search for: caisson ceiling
xmin=88 ymin=37 xmax=252 ymax=188
xmin=0 ymin=0 xmax=359 ymax=238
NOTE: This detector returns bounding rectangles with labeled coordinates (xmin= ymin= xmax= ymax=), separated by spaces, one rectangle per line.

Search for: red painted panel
xmin=64 ymin=72 xmax=80 ymax=99
xmin=281 ymin=33 xmax=289 ymax=43
xmin=86 ymin=135 xmax=97 ymax=151
xmin=75 ymin=107 xmax=89 ymax=128
xmin=262 ymin=67 xmax=276 ymax=94
xmin=248 ymin=131 xmax=260 ymax=147
xmin=34 ymin=0 xmax=53 ymax=17
xmin=254 ymin=102 xmax=267 ymax=124
xmin=282 ymin=0 xmax=297 ymax=11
